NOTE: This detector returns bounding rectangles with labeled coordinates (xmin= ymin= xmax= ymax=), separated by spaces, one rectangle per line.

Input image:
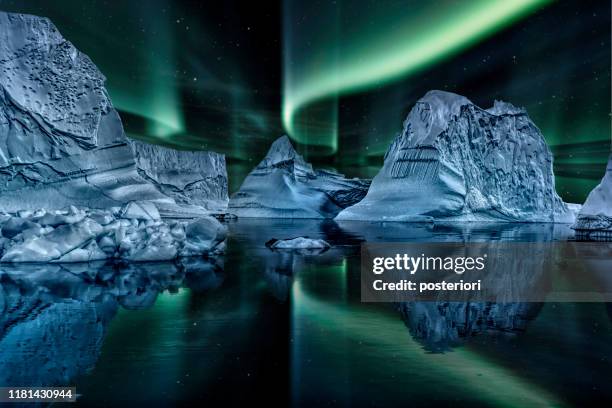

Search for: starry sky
xmin=0 ymin=0 xmax=609 ymax=201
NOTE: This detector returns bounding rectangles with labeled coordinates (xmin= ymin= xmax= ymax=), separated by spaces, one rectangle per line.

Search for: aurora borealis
xmin=0 ymin=0 xmax=609 ymax=202
xmin=282 ymin=0 xmax=552 ymax=152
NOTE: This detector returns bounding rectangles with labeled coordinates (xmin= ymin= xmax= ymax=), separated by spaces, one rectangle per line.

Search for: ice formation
xmin=572 ymin=154 xmax=612 ymax=239
xmin=266 ymin=236 xmax=331 ymax=250
xmin=229 ymin=136 xmax=370 ymax=218
xmin=0 ymin=203 xmax=226 ymax=263
xmin=0 ymin=12 xmax=226 ymax=218
xmin=336 ymin=90 xmax=575 ymax=223
xmin=130 ymin=139 xmax=229 ymax=213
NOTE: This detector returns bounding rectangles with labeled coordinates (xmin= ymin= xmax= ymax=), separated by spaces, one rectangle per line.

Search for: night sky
xmin=0 ymin=0 xmax=609 ymax=202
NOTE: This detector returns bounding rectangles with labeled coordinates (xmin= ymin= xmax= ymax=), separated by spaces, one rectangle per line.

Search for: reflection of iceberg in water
xmin=399 ymin=242 xmax=554 ymax=352
xmin=336 ymin=220 xmax=575 ymax=243
xmin=0 ymin=257 xmax=223 ymax=387
xmin=568 ymin=242 xmax=612 ymax=304
xmin=342 ymin=220 xmax=562 ymax=352
xmin=342 ymin=218 xmax=575 ymax=354
xmin=228 ymin=218 xmax=357 ymax=301
xmin=391 ymin=240 xmax=612 ymax=351
xmin=396 ymin=239 xmax=550 ymax=351
xmin=0 ymin=282 xmax=116 ymax=387
xmin=382 ymin=235 xmax=556 ymax=352
xmin=262 ymin=248 xmax=350 ymax=301
xmin=399 ymin=302 xmax=543 ymax=353
xmin=263 ymin=252 xmax=294 ymax=301
xmin=263 ymin=271 xmax=292 ymax=301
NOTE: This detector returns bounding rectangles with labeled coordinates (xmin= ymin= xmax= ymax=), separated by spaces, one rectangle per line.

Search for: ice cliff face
xmin=573 ymin=154 xmax=612 ymax=239
xmin=130 ymin=139 xmax=229 ymax=213
xmin=229 ymin=136 xmax=370 ymax=218
xmin=0 ymin=12 xmax=174 ymax=211
xmin=336 ymin=90 xmax=574 ymax=222
xmin=0 ymin=12 xmax=227 ymax=218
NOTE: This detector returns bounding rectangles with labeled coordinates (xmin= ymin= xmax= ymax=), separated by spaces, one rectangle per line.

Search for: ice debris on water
xmin=0 ymin=202 xmax=226 ymax=263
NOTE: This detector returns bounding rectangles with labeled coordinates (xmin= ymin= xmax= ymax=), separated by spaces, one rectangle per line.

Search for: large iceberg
xmin=572 ymin=154 xmax=612 ymax=239
xmin=0 ymin=12 xmax=167 ymax=211
xmin=229 ymin=136 xmax=370 ymax=218
xmin=130 ymin=139 xmax=229 ymax=214
xmin=0 ymin=12 xmax=225 ymax=218
xmin=336 ymin=90 xmax=575 ymax=223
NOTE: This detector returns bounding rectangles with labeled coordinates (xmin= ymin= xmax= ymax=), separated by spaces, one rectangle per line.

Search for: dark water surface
xmin=0 ymin=220 xmax=611 ymax=407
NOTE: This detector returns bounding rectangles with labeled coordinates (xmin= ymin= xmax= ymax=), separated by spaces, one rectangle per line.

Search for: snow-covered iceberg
xmin=130 ymin=139 xmax=229 ymax=214
xmin=572 ymin=154 xmax=612 ymax=239
xmin=0 ymin=204 xmax=226 ymax=263
xmin=0 ymin=12 xmax=170 ymax=211
xmin=336 ymin=90 xmax=575 ymax=223
xmin=229 ymin=136 xmax=370 ymax=218
xmin=0 ymin=12 xmax=225 ymax=219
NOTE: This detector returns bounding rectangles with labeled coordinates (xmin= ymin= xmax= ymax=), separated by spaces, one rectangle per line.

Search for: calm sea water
xmin=0 ymin=220 xmax=610 ymax=407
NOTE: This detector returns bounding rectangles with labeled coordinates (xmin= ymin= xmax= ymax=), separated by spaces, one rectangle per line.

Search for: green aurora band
xmin=282 ymin=0 xmax=552 ymax=153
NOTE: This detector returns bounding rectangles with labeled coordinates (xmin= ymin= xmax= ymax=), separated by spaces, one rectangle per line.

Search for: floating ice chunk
xmin=1 ymin=218 xmax=103 ymax=262
xmin=181 ymin=217 xmax=228 ymax=256
xmin=56 ymin=240 xmax=108 ymax=263
xmin=266 ymin=237 xmax=331 ymax=250
xmin=33 ymin=208 xmax=87 ymax=227
xmin=1 ymin=218 xmax=41 ymax=239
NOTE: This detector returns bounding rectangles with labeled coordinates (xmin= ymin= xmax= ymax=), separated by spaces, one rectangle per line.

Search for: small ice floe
xmin=265 ymin=237 xmax=331 ymax=255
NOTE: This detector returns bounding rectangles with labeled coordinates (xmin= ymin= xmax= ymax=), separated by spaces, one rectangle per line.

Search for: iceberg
xmin=0 ymin=12 xmax=169 ymax=211
xmin=129 ymin=139 xmax=229 ymax=214
xmin=229 ymin=136 xmax=370 ymax=218
xmin=336 ymin=90 xmax=575 ymax=223
xmin=572 ymin=154 xmax=612 ymax=239
xmin=0 ymin=12 xmax=227 ymax=219
xmin=0 ymin=204 xmax=226 ymax=263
